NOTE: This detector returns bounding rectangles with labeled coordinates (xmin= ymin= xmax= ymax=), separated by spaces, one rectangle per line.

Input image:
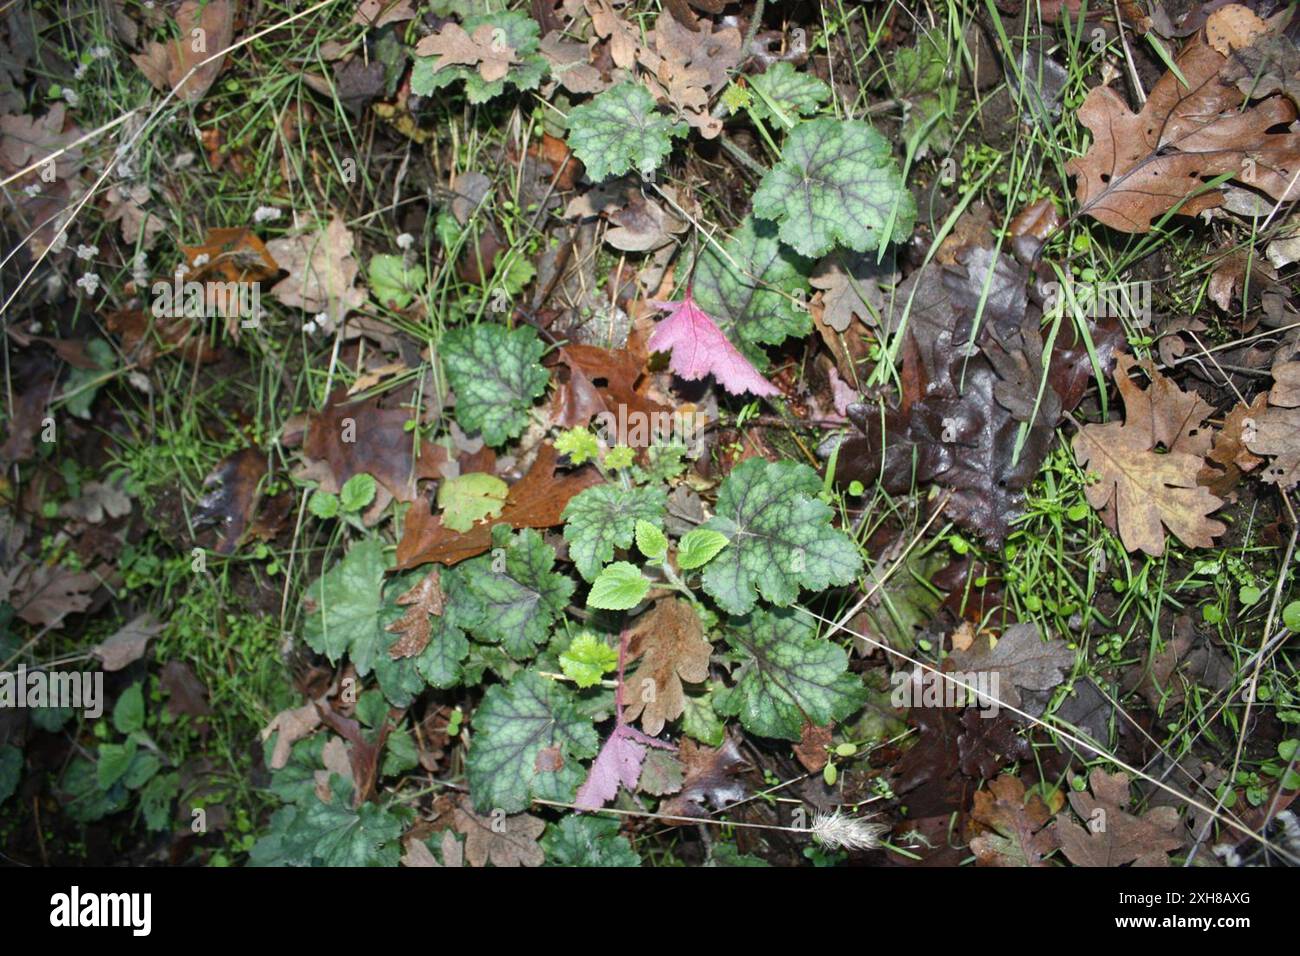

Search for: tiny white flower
xmin=29 ymin=322 xmax=43 ymax=334
xmin=396 ymin=232 xmax=414 ymax=251
xmin=48 ymin=231 xmax=67 ymax=254
xmin=62 ymin=88 xmax=80 ymax=108
xmin=75 ymin=244 xmax=98 ymax=260
xmin=23 ymin=183 xmax=41 ymax=197
xmin=76 ymin=273 xmax=101 ymax=295
xmin=128 ymin=371 xmax=153 ymax=395
xmin=90 ymin=45 xmax=111 ymax=60
xmin=73 ymin=63 xmax=89 ymax=80
xmin=192 ymin=252 xmax=210 ymax=268
xmin=303 ymin=318 xmax=318 ymax=335
xmin=253 ymin=205 xmax=281 ymax=223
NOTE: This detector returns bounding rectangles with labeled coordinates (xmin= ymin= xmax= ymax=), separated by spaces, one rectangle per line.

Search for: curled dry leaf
xmin=1068 ymin=28 xmax=1300 ymax=233
xmin=265 ymin=217 xmax=367 ymax=321
xmin=92 ymin=614 xmax=164 ymax=672
xmin=414 ymin=22 xmax=519 ymax=84
xmin=131 ymin=0 xmax=234 ymax=101
xmin=386 ymin=569 xmax=445 ymax=659
xmin=1244 ymin=357 xmax=1300 ymax=488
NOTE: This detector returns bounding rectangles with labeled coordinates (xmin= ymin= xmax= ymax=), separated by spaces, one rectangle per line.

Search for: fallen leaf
xmin=1052 ymin=768 xmax=1184 ymax=866
xmin=414 ymin=22 xmax=519 ymax=84
xmin=260 ymin=701 xmax=322 ymax=770
xmin=1067 ymin=31 xmax=1300 ymax=232
xmin=302 ymin=388 xmax=446 ymax=504
xmin=92 ymin=614 xmax=164 ymax=672
xmin=1073 ymin=355 xmax=1225 ymax=556
xmin=59 ymin=479 xmax=132 ymax=524
xmin=659 ymin=736 xmax=749 ymax=821
xmin=386 ymin=569 xmax=445 ymax=659
xmin=1245 ymin=355 xmax=1300 ymax=488
xmin=948 ymin=622 xmax=1075 ymax=712
xmin=969 ymin=774 xmax=1060 ymax=866
xmin=648 ymin=292 xmax=779 ymax=397
xmin=793 ymin=721 xmax=833 ymax=772
xmin=193 ymin=449 xmax=267 ymax=554
xmin=265 ymin=217 xmax=367 ymax=322
xmin=452 ymin=805 xmax=545 ymax=867
xmin=12 ymin=563 xmax=98 ymax=628
xmin=131 ymin=0 xmax=234 ymax=101
xmin=621 ymin=598 xmax=713 ymax=735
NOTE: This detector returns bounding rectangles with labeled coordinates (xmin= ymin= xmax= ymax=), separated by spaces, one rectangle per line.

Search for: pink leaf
xmin=647 ymin=292 xmax=780 ymax=398
xmin=575 ymin=727 xmax=648 ymax=811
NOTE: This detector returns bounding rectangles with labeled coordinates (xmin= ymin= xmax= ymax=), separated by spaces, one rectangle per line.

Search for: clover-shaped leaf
xmin=714 ymin=608 xmax=865 ymax=741
xmin=458 ymin=526 xmax=574 ymax=660
xmin=466 ymin=670 xmax=598 ymax=813
xmin=566 ymin=82 xmax=687 ymax=182
xmin=752 ymin=118 xmax=915 ymax=258
xmin=442 ymin=323 xmax=549 ymax=448
xmin=701 ymin=458 xmax=862 ymax=615
xmin=747 ymin=62 xmax=831 ymax=128
xmin=562 ymin=483 xmax=668 ymax=581
xmin=692 ymin=215 xmax=813 ymax=356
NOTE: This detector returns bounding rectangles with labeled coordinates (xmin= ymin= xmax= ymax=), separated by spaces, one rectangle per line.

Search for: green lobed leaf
xmin=562 ymin=483 xmax=668 ymax=581
xmin=714 ymin=608 xmax=865 ymax=740
xmin=752 ymin=118 xmax=915 ymax=258
xmin=701 ymin=458 xmax=863 ymax=615
xmin=747 ymin=62 xmax=832 ymax=128
xmin=466 ymin=670 xmax=598 ymax=813
xmin=692 ymin=215 xmax=813 ymax=356
xmin=458 ymin=526 xmax=574 ymax=660
xmin=565 ymin=82 xmax=687 ymax=181
xmin=542 ymin=815 xmax=641 ymax=866
xmin=304 ymin=537 xmax=389 ymax=677
xmin=442 ymin=323 xmax=549 ymax=448
xmin=586 ymin=561 xmax=650 ymax=611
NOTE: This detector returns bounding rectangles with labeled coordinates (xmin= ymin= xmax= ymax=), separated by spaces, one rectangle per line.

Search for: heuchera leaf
xmin=466 ymin=670 xmax=598 ymax=813
xmin=752 ymin=117 xmax=915 ymax=258
xmin=747 ymin=62 xmax=832 ymax=128
xmin=304 ymin=537 xmax=389 ymax=677
xmin=542 ymin=815 xmax=641 ymax=867
xmin=691 ymin=215 xmax=813 ymax=357
xmin=410 ymin=11 xmax=548 ymax=104
xmin=562 ymin=482 xmax=667 ymax=580
xmin=714 ymin=608 xmax=865 ymax=741
xmin=565 ymin=81 xmax=687 ymax=181
xmin=701 ymin=458 xmax=863 ymax=615
xmin=646 ymin=292 xmax=780 ymax=398
xmin=442 ymin=323 xmax=549 ymax=448
xmin=457 ymin=526 xmax=574 ymax=660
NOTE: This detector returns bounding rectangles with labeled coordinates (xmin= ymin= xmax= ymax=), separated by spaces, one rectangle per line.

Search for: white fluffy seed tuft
xmin=810 ymin=810 xmax=887 ymax=851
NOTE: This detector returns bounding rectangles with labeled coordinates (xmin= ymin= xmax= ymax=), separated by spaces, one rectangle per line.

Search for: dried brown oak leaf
xmin=131 ymin=0 xmax=234 ymax=102
xmin=1067 ymin=31 xmax=1300 ymax=233
xmin=193 ymin=448 xmax=267 ymax=554
xmin=947 ymin=622 xmax=1076 ymax=712
xmin=401 ymin=830 xmax=463 ymax=867
xmin=414 ymin=22 xmax=519 ymax=84
xmin=303 ymin=388 xmax=447 ymax=504
xmin=1245 ymin=357 xmax=1300 ymax=488
xmin=1073 ymin=355 xmax=1225 ymax=556
xmin=386 ymin=569 xmax=445 ymax=659
xmin=452 ymin=805 xmax=545 ymax=867
xmin=621 ymin=597 xmax=713 ymax=736
xmin=92 ymin=614 xmax=164 ymax=672
xmin=12 ymin=562 xmax=98 ymax=628
xmin=1052 ymin=768 xmax=1184 ymax=866
xmin=395 ymin=442 xmax=600 ymax=568
xmin=969 ymin=774 xmax=1060 ymax=866
xmin=265 ymin=217 xmax=367 ymax=321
